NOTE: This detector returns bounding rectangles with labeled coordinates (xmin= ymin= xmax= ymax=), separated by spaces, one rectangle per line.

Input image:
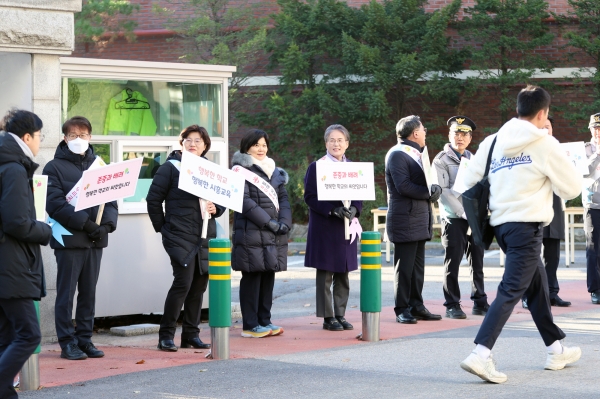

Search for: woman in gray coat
xmin=231 ymin=129 xmax=292 ymax=338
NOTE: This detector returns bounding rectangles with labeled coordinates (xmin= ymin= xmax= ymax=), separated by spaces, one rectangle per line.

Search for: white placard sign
xmin=452 ymin=158 xmax=471 ymax=195
xmin=422 ymin=146 xmax=438 ymax=194
xmin=178 ymin=150 xmax=245 ymax=212
xmin=561 ymin=141 xmax=588 ymax=175
xmin=315 ymin=162 xmax=376 ymax=201
xmin=74 ymin=157 xmax=144 ymax=212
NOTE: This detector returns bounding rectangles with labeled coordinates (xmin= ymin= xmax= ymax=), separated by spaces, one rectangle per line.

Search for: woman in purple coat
xmin=304 ymin=124 xmax=363 ymax=331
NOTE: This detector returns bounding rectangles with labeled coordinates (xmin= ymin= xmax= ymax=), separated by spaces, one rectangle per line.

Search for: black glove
xmin=343 ymin=206 xmax=358 ymax=220
xmin=331 ymin=207 xmax=346 ymax=220
xmin=83 ymin=219 xmax=100 ymax=234
xmin=89 ymin=225 xmax=110 ymax=241
xmin=278 ymin=222 xmax=290 ymax=235
xmin=266 ymin=219 xmax=280 ymax=234
xmin=429 ymin=184 xmax=442 ymax=203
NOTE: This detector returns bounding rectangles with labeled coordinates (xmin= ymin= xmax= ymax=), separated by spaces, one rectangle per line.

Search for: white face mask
xmin=67 ymin=137 xmax=89 ymax=154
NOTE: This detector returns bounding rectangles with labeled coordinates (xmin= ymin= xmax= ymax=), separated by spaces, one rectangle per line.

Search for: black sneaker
xmin=78 ymin=342 xmax=105 ymax=358
xmin=61 ymin=342 xmax=88 ymax=360
xmin=592 ymin=291 xmax=600 ymax=304
xmin=472 ymin=303 xmax=490 ymax=316
xmin=446 ymin=305 xmax=467 ymax=319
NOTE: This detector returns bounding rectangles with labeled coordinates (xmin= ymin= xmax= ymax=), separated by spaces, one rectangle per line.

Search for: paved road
xmin=18 ymin=250 xmax=599 ymax=398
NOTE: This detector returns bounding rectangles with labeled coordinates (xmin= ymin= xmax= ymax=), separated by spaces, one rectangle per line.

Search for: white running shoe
xmin=460 ymin=351 xmax=508 ymax=384
xmin=545 ymin=345 xmax=582 ymax=370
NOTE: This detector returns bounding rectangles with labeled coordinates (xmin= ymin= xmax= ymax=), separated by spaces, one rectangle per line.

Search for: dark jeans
xmin=393 ymin=240 xmax=426 ymax=315
xmin=441 ymin=218 xmax=487 ymax=308
xmin=239 ymin=271 xmax=275 ymax=330
xmin=54 ymin=248 xmax=102 ymax=349
xmin=475 ymin=222 xmax=565 ymax=349
xmin=159 ymin=257 xmax=208 ymax=341
xmin=584 ymin=208 xmax=600 ymax=293
xmin=315 ymin=270 xmax=350 ymax=318
xmin=0 ymin=298 xmax=41 ymax=399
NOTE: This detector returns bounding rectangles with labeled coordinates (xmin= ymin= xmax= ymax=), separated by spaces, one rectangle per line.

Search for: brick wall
xmin=71 ymin=0 xmax=597 ymax=151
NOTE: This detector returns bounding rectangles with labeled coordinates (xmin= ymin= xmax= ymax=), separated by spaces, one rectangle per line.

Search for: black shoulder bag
xmin=462 ymin=137 xmax=497 ymax=250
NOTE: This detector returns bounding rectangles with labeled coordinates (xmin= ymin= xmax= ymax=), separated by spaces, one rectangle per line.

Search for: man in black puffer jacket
xmin=43 ymin=117 xmax=118 ymax=361
xmin=386 ymin=115 xmax=443 ymax=325
xmin=0 ymin=110 xmax=52 ymax=399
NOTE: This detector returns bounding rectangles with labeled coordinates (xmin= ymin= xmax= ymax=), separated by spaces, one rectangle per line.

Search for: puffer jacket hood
xmin=0 ymin=131 xmax=37 ymax=173
xmin=53 ymin=139 xmax=96 ymax=164
xmin=231 ymin=152 xmax=289 ymax=184
xmin=494 ymin=118 xmax=548 ymax=157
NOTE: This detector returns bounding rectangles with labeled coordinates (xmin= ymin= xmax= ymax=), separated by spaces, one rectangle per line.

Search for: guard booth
xmin=60 ymin=58 xmax=235 ymax=316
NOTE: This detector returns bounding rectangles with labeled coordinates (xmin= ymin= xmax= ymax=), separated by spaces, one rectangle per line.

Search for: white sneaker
xmin=460 ymin=351 xmax=507 ymax=383
xmin=545 ymin=345 xmax=582 ymax=370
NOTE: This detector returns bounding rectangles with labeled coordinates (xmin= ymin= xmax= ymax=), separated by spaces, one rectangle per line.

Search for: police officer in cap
xmin=583 ymin=112 xmax=600 ymax=304
xmin=433 ymin=116 xmax=489 ymax=319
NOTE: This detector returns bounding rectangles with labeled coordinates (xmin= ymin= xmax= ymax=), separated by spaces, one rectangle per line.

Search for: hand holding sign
xmin=178 ymin=150 xmax=245 ymax=213
xmin=74 ymin=157 xmax=143 ymax=212
xmin=316 ymin=162 xmax=374 ymax=240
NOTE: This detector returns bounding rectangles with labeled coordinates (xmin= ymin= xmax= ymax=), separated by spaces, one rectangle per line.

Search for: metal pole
xmin=361 ymin=312 xmax=380 ymax=342
xmin=360 ymin=231 xmax=381 ymax=342
xmin=19 ymin=300 xmax=41 ymax=391
xmin=210 ymin=327 xmax=229 ymax=359
xmin=208 ymin=238 xmax=231 ymax=360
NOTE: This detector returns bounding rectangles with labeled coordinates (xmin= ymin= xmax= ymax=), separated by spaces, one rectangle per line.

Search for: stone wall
xmin=0 ymin=0 xmax=81 ymax=342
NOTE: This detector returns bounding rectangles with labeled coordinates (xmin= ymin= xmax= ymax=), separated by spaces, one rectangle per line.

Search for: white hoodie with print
xmin=461 ymin=118 xmax=582 ymax=227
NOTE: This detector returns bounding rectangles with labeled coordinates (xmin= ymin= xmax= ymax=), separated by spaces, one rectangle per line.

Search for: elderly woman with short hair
xmin=304 ymin=124 xmax=363 ymax=331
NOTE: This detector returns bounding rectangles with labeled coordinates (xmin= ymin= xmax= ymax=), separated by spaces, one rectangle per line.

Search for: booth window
xmin=62 ymin=78 xmax=223 ymax=137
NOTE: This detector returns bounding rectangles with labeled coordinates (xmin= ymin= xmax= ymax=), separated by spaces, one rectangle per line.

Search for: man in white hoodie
xmin=458 ymin=86 xmax=582 ymax=384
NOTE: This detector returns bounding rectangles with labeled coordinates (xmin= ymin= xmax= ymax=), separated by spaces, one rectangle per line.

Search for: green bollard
xmin=20 ymin=300 xmax=41 ymax=391
xmin=208 ymin=238 xmax=231 ymax=359
xmin=360 ymin=231 xmax=381 ymax=342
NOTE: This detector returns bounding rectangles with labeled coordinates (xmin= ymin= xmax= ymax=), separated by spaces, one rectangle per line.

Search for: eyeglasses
xmin=66 ymin=133 xmax=90 ymax=140
xmin=34 ymin=132 xmax=45 ymax=142
xmin=183 ymin=138 xmax=204 ymax=146
xmin=327 ymin=139 xmax=348 ymax=145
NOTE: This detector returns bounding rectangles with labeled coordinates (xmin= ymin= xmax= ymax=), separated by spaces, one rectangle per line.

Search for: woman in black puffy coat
xmin=147 ymin=125 xmax=225 ymax=352
xmin=231 ymin=129 xmax=292 ymax=338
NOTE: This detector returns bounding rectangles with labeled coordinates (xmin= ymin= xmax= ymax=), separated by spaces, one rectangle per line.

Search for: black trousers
xmin=239 ymin=271 xmax=275 ymax=331
xmin=54 ymin=248 xmax=102 ymax=349
xmin=584 ymin=208 xmax=600 ymax=293
xmin=0 ymin=298 xmax=41 ymax=399
xmin=543 ymin=238 xmax=561 ymax=299
xmin=159 ymin=257 xmax=208 ymax=341
xmin=475 ymin=222 xmax=565 ymax=349
xmin=441 ymin=218 xmax=487 ymax=308
xmin=393 ymin=240 xmax=426 ymax=316
xmin=523 ymin=238 xmax=561 ymax=302
xmin=315 ymin=270 xmax=350 ymax=318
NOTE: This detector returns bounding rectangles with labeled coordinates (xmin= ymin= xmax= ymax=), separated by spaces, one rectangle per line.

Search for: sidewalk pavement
xmin=22 ymin=278 xmax=600 ymax=398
